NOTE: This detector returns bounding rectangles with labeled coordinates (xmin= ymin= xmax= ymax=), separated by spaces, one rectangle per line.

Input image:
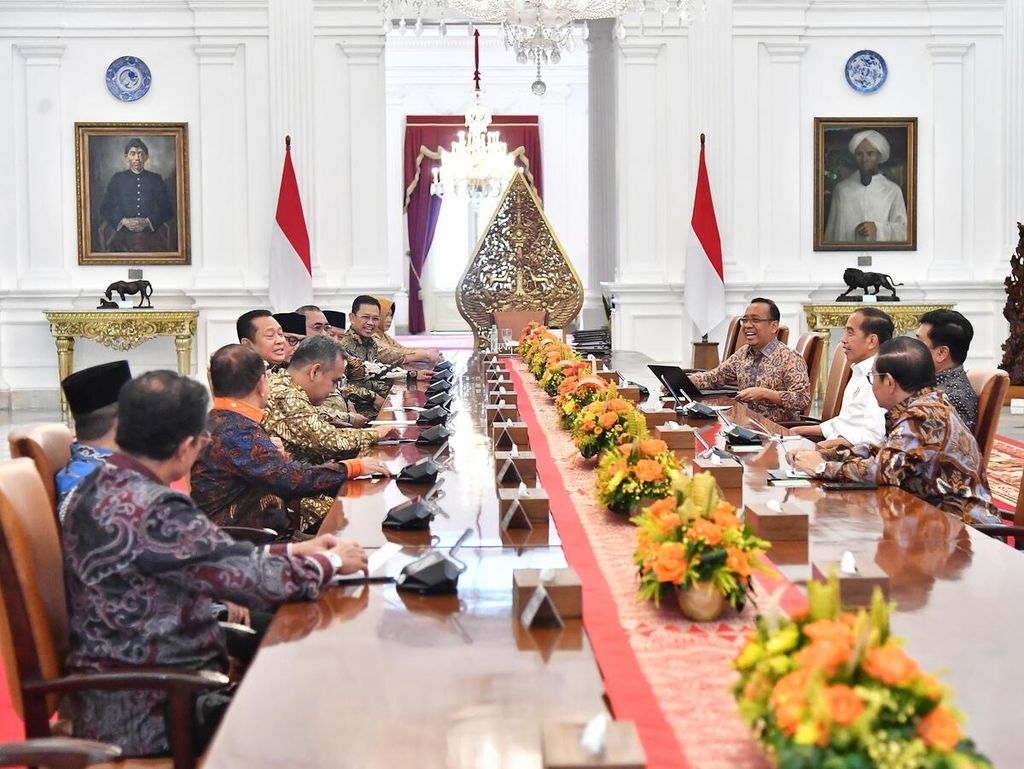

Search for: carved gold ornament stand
xmin=456 ymin=170 xmax=583 ymax=349
xmin=802 ymin=301 xmax=954 ymax=407
xmin=45 ymin=310 xmax=199 ymax=419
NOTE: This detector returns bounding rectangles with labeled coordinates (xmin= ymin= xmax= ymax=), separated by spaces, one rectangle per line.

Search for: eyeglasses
xmin=865 ymin=371 xmax=889 ymax=384
xmin=738 ymin=316 xmax=773 ymax=325
xmin=309 ymin=323 xmax=329 ymax=333
xmin=355 ymin=314 xmax=379 ymax=322
xmin=284 ymin=335 xmax=302 ymax=347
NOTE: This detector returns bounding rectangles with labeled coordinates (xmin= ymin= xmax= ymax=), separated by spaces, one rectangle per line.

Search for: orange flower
xmin=639 ymin=438 xmax=668 ymax=457
xmin=606 ymin=398 xmax=631 ymax=413
xmin=803 ymin=619 xmax=855 ymax=647
xmin=652 ymin=541 xmax=689 ymax=583
xmin=651 ymin=503 xmax=681 ymax=534
xmin=769 ymin=669 xmax=811 ymax=737
xmin=685 ymin=518 xmax=723 ymax=545
xmin=726 ymin=547 xmax=752 ymax=578
xmin=822 ymin=684 xmax=864 ymax=726
xmin=601 ymin=411 xmax=619 ymax=429
xmin=633 ymin=459 xmax=665 ymax=483
xmin=712 ymin=507 xmax=742 ymax=531
xmin=917 ymin=706 xmax=961 ymax=751
xmin=795 ymin=639 xmax=852 ymax=675
xmin=774 ymin=697 xmax=805 ymax=736
xmin=864 ymin=641 xmax=920 ymax=687
xmin=609 ymin=459 xmax=627 ymax=475
xmin=581 ymin=420 xmax=596 ymax=433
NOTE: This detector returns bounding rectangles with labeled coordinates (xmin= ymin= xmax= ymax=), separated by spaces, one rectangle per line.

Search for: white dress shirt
xmin=819 ymin=355 xmax=886 ymax=446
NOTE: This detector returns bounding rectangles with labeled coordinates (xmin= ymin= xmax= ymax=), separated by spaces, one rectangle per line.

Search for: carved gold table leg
xmin=54 ymin=335 xmax=75 ymax=421
xmin=174 ymin=334 xmax=192 ymax=376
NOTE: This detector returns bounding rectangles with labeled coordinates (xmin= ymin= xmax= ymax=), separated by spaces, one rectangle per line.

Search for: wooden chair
xmin=776 ymin=325 xmax=790 ymax=346
xmin=491 ymin=310 xmax=549 ymax=342
xmin=7 ymin=422 xmax=73 ymax=519
xmin=0 ymin=737 xmax=121 ymax=768
xmin=966 ymin=368 xmax=1009 ymax=473
xmin=779 ymin=342 xmax=854 ymax=429
xmin=793 ymin=332 xmax=826 ymax=417
xmin=0 ymin=458 xmax=228 ymax=769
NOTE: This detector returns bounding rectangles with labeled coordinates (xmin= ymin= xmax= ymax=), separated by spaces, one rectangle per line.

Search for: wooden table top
xmin=202 ymin=350 xmax=1022 ymax=769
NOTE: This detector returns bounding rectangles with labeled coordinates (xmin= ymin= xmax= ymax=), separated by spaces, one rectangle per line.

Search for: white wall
xmin=384 ymin=27 xmax=589 ymax=331
xmin=604 ymin=0 xmax=1018 ymax=370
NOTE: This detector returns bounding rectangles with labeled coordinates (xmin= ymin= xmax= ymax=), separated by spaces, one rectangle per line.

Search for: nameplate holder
xmin=493 ymin=425 xmax=514 ymax=451
xmin=497 ymin=457 xmax=523 ymax=484
xmin=514 ymin=568 xmax=581 ymax=619
xmin=501 ymin=499 xmax=533 ymax=531
xmin=616 ymin=385 xmax=642 ymax=404
xmin=494 ymin=450 xmax=537 ymax=482
xmin=519 ymin=585 xmax=563 ymax=629
xmin=641 ymin=408 xmax=676 ymax=430
xmin=595 ymin=370 xmax=619 ymax=384
xmin=488 ymin=390 xmax=518 ymax=406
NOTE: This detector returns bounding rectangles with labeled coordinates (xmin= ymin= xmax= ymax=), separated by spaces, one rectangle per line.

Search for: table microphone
xmin=396 ymin=528 xmax=471 ymax=594
xmin=383 ymin=478 xmax=446 ymax=530
xmin=694 ymin=428 xmax=735 ymax=461
xmin=658 ymin=374 xmax=717 ymax=419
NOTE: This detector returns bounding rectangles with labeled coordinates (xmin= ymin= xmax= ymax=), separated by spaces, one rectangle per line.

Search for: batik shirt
xmin=820 ymin=388 xmax=1000 ymax=524
xmin=263 ymin=370 xmax=378 ymax=466
xmin=190 ymin=398 xmax=358 ymax=531
xmin=55 ymin=442 xmax=112 ymax=517
xmin=61 ymin=453 xmax=336 ymax=756
xmin=339 ymin=327 xmax=404 ymax=398
xmin=934 ymin=365 xmax=978 ymax=433
xmin=690 ymin=338 xmax=811 ymax=422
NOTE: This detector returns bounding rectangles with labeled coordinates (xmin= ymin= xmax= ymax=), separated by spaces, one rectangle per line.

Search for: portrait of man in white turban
xmin=822 ymin=127 xmax=910 ymax=246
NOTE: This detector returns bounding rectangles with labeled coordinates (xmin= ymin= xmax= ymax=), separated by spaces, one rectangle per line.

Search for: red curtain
xmin=403 ymin=115 xmax=542 ymax=334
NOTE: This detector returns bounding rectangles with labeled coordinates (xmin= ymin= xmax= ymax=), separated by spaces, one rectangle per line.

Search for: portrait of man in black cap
xmin=56 ymin=360 xmax=132 ymax=517
xmin=75 ymin=123 xmax=190 ymax=265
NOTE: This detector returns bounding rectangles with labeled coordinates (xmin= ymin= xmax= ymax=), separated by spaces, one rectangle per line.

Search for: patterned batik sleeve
xmin=265 ymin=396 xmax=377 ymax=460
xmin=690 ymin=351 xmax=739 ymax=391
xmin=822 ymin=418 xmax=924 ymax=486
xmin=775 ymin=353 xmax=811 ymax=417
xmin=223 ymin=422 xmax=350 ymax=497
xmin=134 ymin=497 xmax=332 ymax=609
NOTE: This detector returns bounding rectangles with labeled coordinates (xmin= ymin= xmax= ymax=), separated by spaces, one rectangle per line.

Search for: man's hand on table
xmin=348 ymin=413 xmax=369 ymax=428
xmin=789 ymin=425 xmax=823 ymax=439
xmin=360 ymin=458 xmax=393 ymax=478
xmin=328 ymin=541 xmax=369 ymax=575
xmin=735 ymin=386 xmax=776 ymax=404
xmin=375 ymin=425 xmax=401 ymax=440
xmin=789 ymin=449 xmax=825 ymax=476
xmin=816 ymin=437 xmax=852 ymax=454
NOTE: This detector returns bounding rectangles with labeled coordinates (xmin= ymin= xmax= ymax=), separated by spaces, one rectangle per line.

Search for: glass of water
xmin=501 ymin=328 xmax=513 ymax=350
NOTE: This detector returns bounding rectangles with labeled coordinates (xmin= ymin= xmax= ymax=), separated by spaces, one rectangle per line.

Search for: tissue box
xmin=616 ymin=385 xmax=642 ymax=404
xmin=654 ymin=425 xmax=696 ymax=460
xmin=744 ymin=502 xmax=809 ymax=541
xmin=486 ymin=404 xmax=521 ymax=424
xmin=693 ymin=455 xmax=743 ymax=508
xmin=1011 ymin=398 xmax=1024 ymax=415
xmin=492 ymin=422 xmax=530 ymax=450
xmin=542 ymin=720 xmax=645 ymax=769
xmin=488 ymin=376 xmax=512 ymax=391
xmin=811 ymin=559 xmax=890 ymax=607
xmin=498 ymin=487 xmax=550 ymax=523
xmin=595 ymin=370 xmax=619 ymax=384
xmin=494 ymin=450 xmax=537 ymax=482
xmin=513 ymin=567 xmax=582 ymax=619
xmin=641 ymin=408 xmax=676 ymax=430
xmin=487 ymin=390 xmax=518 ymax=406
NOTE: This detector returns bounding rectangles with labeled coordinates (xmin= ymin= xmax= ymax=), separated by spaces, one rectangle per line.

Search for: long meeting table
xmin=201 ymin=350 xmax=1023 ymax=769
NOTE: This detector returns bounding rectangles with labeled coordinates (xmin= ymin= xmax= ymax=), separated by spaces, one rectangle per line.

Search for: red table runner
xmin=506 ymin=359 xmax=773 ymax=769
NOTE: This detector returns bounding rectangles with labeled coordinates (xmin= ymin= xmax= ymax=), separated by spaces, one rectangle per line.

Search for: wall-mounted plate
xmin=105 ymin=56 xmax=152 ymax=102
xmin=845 ymin=50 xmax=887 ymax=94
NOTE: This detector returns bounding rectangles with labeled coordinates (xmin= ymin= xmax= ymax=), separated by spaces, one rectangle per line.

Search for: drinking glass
xmin=501 ymin=328 xmax=513 ymax=350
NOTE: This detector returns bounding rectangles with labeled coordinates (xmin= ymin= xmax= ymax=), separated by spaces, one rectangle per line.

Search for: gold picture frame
xmin=75 ymin=122 xmax=190 ymax=265
xmin=814 ymin=117 xmax=917 ymax=252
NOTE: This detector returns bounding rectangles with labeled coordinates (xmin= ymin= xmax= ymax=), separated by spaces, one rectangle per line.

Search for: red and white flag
xmin=269 ymin=136 xmax=312 ymax=312
xmin=685 ymin=134 xmax=726 ymax=337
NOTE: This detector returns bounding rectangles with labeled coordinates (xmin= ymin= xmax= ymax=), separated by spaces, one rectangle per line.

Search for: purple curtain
xmin=407 ymin=182 xmax=442 ymax=334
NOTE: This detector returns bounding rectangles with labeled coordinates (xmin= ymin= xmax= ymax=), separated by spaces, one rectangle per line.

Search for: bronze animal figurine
xmin=104 ymin=279 xmax=153 ymax=308
xmin=96 ymin=298 xmax=119 ymax=309
xmin=837 ymin=268 xmax=902 ymax=298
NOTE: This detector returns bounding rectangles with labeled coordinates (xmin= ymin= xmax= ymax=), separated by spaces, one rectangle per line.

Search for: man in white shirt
xmin=791 ymin=308 xmax=893 ymax=449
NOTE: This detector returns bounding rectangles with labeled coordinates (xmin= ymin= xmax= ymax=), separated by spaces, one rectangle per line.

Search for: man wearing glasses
xmin=690 ymin=298 xmax=811 ymax=423
xmin=789 ymin=337 xmax=1000 ymax=524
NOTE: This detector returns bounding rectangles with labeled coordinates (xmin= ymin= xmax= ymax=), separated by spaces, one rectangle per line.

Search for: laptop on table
xmin=647 ymin=364 xmax=738 ymax=400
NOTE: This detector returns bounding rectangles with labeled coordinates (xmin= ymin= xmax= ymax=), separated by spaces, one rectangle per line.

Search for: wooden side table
xmin=45 ymin=310 xmax=199 ymax=419
xmin=802 ymin=301 xmax=955 ymax=408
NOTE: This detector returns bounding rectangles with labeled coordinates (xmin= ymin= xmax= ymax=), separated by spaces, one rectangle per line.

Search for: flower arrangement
xmin=529 ymin=341 xmax=576 ymax=380
xmin=517 ymin=323 xmax=554 ymax=361
xmin=555 ymin=374 xmax=610 ymax=430
xmin=732 ymin=575 xmax=994 ymax=769
xmin=631 ymin=473 xmax=769 ymax=614
xmin=572 ymin=396 xmax=648 ymax=459
xmin=595 ymin=438 xmax=682 ymax=515
xmin=540 ymin=359 xmax=589 ymax=398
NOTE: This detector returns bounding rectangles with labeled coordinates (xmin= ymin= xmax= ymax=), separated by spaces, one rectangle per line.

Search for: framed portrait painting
xmin=75 ymin=122 xmax=190 ymax=265
xmin=814 ymin=117 xmax=917 ymax=252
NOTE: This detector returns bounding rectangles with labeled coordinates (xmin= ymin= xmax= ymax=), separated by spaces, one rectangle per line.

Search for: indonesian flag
xmin=269 ymin=136 xmax=313 ymax=311
xmin=685 ymin=135 xmax=726 ymax=337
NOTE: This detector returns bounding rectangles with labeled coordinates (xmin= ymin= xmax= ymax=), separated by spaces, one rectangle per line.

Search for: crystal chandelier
xmin=430 ymin=30 xmax=516 ymax=206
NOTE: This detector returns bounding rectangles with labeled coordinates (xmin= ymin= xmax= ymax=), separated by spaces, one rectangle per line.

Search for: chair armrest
xmin=972 ymin=524 xmax=1024 ymax=550
xmin=222 ymin=525 xmax=279 ymax=545
xmin=23 ymin=668 xmax=229 ymax=698
xmin=0 ymin=737 xmax=122 ymax=769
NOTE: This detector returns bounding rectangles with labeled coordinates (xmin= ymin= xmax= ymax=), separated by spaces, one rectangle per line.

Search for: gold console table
xmin=802 ymin=301 xmax=955 ymax=406
xmin=45 ymin=310 xmax=199 ymax=418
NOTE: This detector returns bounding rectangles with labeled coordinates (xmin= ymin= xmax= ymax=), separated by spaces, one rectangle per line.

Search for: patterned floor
xmin=989 ymin=435 xmax=1024 ymax=516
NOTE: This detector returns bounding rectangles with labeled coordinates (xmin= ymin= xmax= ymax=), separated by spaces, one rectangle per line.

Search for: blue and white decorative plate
xmin=105 ymin=56 xmax=152 ymax=102
xmin=845 ymin=50 xmax=887 ymax=94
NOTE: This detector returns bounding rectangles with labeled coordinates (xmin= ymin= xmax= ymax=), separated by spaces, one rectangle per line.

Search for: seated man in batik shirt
xmin=790 ymin=337 xmax=1001 ymax=524
xmin=61 ymin=369 xmax=369 ymax=759
xmin=690 ymin=297 xmax=811 ymax=423
xmin=915 ymin=309 xmax=979 ymax=432
xmin=56 ymin=360 xmax=132 ymax=516
xmin=191 ymin=344 xmax=391 ymax=533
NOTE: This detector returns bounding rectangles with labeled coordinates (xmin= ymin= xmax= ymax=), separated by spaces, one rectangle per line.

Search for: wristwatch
xmin=323 ymin=550 xmax=343 ymax=572
xmin=814 ymin=461 xmax=827 ymax=477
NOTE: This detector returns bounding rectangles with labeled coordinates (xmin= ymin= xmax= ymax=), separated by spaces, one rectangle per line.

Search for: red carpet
xmin=988 ymin=434 xmax=1023 ymax=515
xmin=506 ymin=359 xmax=775 ymax=769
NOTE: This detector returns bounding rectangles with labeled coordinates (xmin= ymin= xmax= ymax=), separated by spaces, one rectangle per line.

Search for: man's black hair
xmin=749 ymin=297 xmax=780 ymax=322
xmin=351 ymin=295 xmax=381 ymax=315
xmin=854 ymin=307 xmax=895 ymax=345
xmin=209 ymin=344 xmax=266 ymax=399
xmin=918 ymin=309 xmax=973 ymax=366
xmin=236 ymin=309 xmax=273 ymax=342
xmin=290 ymin=335 xmax=343 ymax=370
xmin=116 ymin=371 xmax=209 ymax=460
xmin=876 ymin=337 xmax=936 ymax=392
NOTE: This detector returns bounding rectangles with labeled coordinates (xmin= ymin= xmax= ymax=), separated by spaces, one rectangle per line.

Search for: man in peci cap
xmin=56 ymin=360 xmax=132 ymax=515
xmin=273 ymin=311 xmax=308 ymax=364
xmin=323 ymin=310 xmax=347 ymax=344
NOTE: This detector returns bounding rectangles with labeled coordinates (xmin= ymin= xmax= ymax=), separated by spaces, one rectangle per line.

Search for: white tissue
xmin=510 ymin=444 xmax=520 ymax=457
xmin=539 ymin=567 xmax=556 ymax=583
xmin=766 ymin=499 xmax=783 ymax=513
xmin=711 ymin=453 xmax=722 ymax=465
xmin=840 ymin=551 xmax=858 ymax=575
xmin=579 ymin=713 xmax=610 ymax=757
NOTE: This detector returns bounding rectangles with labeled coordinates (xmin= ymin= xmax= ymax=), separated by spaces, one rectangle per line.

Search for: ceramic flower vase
xmin=677 ymin=581 xmax=727 ymax=621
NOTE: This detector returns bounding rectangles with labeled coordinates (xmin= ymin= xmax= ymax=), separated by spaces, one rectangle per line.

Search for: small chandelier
xmin=430 ymin=30 xmax=516 ymax=206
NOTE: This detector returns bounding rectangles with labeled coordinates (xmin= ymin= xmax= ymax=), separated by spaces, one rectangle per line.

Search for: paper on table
xmin=370 ymin=420 xmax=418 ymax=426
xmin=331 ymin=542 xmax=403 ymax=583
